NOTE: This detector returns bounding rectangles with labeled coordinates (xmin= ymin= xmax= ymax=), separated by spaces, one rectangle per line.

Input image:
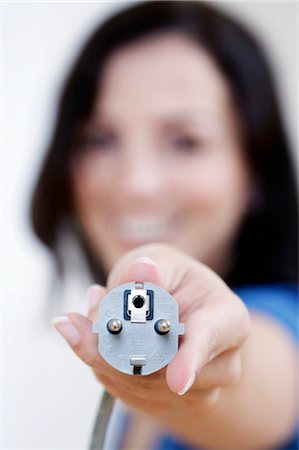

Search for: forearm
xmin=160 ymin=314 xmax=297 ymax=449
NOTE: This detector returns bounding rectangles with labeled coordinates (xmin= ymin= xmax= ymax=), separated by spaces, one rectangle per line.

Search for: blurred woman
xmin=31 ymin=2 xmax=298 ymax=449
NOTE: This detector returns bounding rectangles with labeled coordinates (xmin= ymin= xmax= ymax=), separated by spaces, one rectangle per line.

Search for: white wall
xmin=2 ymin=2 xmax=297 ymax=449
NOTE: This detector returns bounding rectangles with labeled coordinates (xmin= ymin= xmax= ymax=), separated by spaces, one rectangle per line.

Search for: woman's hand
xmin=52 ymin=243 xmax=250 ymax=419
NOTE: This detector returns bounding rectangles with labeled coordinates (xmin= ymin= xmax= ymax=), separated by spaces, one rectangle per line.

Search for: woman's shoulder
xmin=233 ymin=283 xmax=298 ymax=340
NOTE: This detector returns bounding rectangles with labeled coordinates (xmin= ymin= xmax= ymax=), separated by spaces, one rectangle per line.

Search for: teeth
xmin=111 ymin=215 xmax=176 ymax=242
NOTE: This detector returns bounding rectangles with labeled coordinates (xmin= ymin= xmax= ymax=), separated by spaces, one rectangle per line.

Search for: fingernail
xmin=51 ymin=316 xmax=80 ymax=345
xmin=86 ymin=284 xmax=102 ymax=314
xmin=178 ymin=374 xmax=196 ymax=396
xmin=134 ymin=257 xmax=159 ymax=268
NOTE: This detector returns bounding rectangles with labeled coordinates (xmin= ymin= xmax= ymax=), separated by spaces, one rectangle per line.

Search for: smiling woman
xmin=31 ymin=1 xmax=297 ymax=288
xmin=30 ymin=1 xmax=298 ymax=449
xmin=71 ymin=33 xmax=250 ymax=275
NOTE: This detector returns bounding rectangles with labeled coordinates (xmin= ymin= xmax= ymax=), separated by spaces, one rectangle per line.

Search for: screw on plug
xmin=155 ymin=319 xmax=171 ymax=335
xmin=107 ymin=319 xmax=122 ymax=334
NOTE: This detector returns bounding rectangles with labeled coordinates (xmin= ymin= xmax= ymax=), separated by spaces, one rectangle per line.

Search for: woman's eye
xmin=171 ymin=136 xmax=199 ymax=152
xmin=81 ymin=132 xmax=117 ymax=151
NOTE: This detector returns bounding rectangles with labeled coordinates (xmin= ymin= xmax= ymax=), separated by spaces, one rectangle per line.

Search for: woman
xmin=31 ymin=2 xmax=298 ymax=449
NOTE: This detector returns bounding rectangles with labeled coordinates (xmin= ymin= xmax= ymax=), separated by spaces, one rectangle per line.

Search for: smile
xmin=110 ymin=215 xmax=179 ymax=243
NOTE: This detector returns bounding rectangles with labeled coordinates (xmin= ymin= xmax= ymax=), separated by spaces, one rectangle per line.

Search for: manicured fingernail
xmin=178 ymin=374 xmax=196 ymax=396
xmin=51 ymin=316 xmax=80 ymax=345
xmin=134 ymin=257 xmax=159 ymax=267
xmin=86 ymin=284 xmax=102 ymax=314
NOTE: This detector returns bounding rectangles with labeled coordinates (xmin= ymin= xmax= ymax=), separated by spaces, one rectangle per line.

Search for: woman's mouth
xmin=109 ymin=214 xmax=179 ymax=244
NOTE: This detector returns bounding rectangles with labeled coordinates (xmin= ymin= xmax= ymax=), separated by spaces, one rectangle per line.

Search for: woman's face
xmin=72 ymin=33 xmax=252 ymax=275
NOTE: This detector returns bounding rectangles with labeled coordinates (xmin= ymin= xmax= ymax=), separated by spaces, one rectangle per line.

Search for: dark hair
xmin=31 ymin=1 xmax=298 ymax=285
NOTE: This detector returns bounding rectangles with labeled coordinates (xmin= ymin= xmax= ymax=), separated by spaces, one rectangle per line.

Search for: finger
xmin=193 ymin=350 xmax=242 ymax=389
xmin=109 ymin=256 xmax=165 ymax=289
xmin=166 ymin=318 xmax=218 ymax=395
xmin=86 ymin=284 xmax=108 ymax=322
xmin=167 ymin=296 xmax=249 ymax=394
xmin=52 ymin=312 xmax=105 ymax=370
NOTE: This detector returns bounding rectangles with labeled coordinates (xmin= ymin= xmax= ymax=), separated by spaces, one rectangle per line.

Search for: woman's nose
xmin=117 ymin=148 xmax=166 ymax=200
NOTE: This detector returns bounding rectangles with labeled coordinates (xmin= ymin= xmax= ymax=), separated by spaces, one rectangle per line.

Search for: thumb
xmin=86 ymin=284 xmax=108 ymax=322
xmin=108 ymin=256 xmax=165 ymax=289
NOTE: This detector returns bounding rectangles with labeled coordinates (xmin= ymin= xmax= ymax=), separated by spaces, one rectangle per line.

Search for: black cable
xmin=89 ymin=390 xmax=115 ymax=450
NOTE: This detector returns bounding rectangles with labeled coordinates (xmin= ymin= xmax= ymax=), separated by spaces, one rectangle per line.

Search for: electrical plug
xmin=93 ymin=281 xmax=184 ymax=375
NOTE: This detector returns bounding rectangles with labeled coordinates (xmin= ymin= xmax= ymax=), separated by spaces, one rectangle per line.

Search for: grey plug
xmin=92 ymin=281 xmax=185 ymax=375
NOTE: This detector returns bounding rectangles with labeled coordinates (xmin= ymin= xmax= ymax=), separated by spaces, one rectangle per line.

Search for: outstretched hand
xmin=52 ymin=243 xmax=250 ymax=417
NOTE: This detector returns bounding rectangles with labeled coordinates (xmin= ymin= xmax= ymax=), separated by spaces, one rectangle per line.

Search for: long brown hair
xmin=31 ymin=1 xmax=298 ymax=285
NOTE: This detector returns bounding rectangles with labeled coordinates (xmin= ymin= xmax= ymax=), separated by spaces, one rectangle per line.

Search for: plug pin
xmin=107 ymin=319 xmax=122 ymax=334
xmin=155 ymin=319 xmax=171 ymax=335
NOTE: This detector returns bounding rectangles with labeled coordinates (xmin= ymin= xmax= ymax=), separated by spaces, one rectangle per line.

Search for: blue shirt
xmin=104 ymin=284 xmax=298 ymax=450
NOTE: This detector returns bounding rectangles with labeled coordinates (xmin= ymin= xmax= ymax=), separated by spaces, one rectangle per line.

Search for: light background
xmin=2 ymin=1 xmax=297 ymax=449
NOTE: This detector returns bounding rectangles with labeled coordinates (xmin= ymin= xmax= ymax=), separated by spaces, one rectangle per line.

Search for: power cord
xmin=89 ymin=390 xmax=115 ymax=450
